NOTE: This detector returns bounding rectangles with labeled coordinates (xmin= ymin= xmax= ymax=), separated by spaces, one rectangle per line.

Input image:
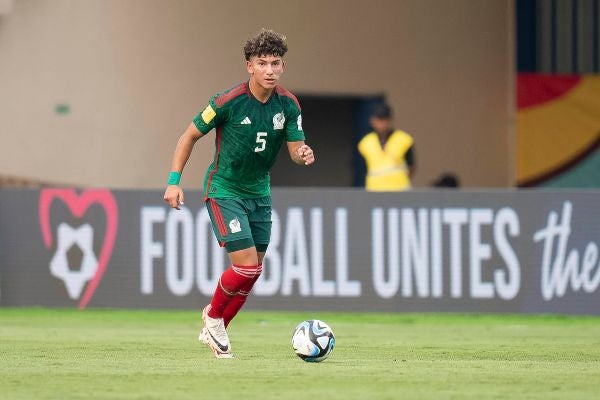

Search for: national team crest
xmin=229 ymin=217 xmax=242 ymax=233
xmin=273 ymin=112 xmax=285 ymax=130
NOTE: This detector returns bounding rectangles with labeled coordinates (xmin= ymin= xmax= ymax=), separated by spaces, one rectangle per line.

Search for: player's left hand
xmin=298 ymin=144 xmax=315 ymax=165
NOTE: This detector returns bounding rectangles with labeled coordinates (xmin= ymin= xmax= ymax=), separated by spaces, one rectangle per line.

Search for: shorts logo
xmin=273 ymin=112 xmax=285 ymax=130
xmin=229 ymin=217 xmax=242 ymax=233
xmin=39 ymin=189 xmax=119 ymax=309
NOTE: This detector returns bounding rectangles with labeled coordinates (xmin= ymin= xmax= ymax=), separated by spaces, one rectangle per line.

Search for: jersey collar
xmin=246 ymin=80 xmax=275 ymax=105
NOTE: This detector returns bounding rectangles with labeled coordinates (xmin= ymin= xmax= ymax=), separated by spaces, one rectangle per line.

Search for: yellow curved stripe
xmin=517 ymin=76 xmax=600 ymax=183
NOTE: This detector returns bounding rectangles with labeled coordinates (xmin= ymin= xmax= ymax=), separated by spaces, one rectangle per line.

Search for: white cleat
xmin=200 ymin=305 xmax=234 ymax=359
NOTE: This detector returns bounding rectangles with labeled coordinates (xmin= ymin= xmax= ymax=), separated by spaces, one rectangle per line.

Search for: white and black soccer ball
xmin=291 ymin=319 xmax=335 ymax=362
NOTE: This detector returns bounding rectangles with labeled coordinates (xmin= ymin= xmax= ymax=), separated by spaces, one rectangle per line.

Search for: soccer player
xmin=163 ymin=29 xmax=314 ymax=358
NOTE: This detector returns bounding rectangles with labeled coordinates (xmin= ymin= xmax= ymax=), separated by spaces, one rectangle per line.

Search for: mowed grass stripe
xmin=1 ymin=308 xmax=599 ymax=400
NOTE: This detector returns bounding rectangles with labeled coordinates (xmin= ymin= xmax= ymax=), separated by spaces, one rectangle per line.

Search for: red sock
xmin=223 ymin=265 xmax=262 ymax=327
xmin=208 ymin=264 xmax=261 ymax=319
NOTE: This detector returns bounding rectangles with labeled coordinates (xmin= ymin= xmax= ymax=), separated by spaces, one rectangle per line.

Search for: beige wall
xmin=0 ymin=0 xmax=514 ymax=188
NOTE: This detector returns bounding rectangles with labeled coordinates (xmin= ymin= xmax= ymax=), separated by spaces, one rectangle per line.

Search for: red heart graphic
xmin=39 ymin=189 xmax=118 ymax=309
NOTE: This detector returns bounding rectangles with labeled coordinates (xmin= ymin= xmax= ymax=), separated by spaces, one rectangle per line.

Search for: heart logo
xmin=39 ymin=189 xmax=118 ymax=309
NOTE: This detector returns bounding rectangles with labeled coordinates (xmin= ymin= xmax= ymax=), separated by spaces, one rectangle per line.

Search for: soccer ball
xmin=291 ymin=319 xmax=335 ymax=362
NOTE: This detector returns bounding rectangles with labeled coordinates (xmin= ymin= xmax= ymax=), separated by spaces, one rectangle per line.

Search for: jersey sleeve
xmin=192 ymin=95 xmax=229 ymax=135
xmin=284 ymin=100 xmax=305 ymax=142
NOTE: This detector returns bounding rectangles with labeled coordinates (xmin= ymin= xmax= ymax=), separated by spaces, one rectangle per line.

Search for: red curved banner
xmin=517 ymin=74 xmax=600 ymax=186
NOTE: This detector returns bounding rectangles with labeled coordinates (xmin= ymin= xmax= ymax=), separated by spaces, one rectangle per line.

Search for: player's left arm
xmin=287 ymin=141 xmax=315 ymax=166
xmin=283 ymin=95 xmax=313 ymax=165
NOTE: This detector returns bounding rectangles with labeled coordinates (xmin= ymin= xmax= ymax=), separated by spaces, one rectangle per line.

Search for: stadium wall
xmin=1 ymin=188 xmax=598 ymax=315
xmin=0 ymin=0 xmax=514 ymax=188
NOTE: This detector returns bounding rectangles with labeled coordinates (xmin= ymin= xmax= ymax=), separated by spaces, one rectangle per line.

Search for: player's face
xmin=247 ymin=55 xmax=284 ymax=90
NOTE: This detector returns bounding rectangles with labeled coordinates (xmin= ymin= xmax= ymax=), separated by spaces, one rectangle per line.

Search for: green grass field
xmin=1 ymin=308 xmax=599 ymax=399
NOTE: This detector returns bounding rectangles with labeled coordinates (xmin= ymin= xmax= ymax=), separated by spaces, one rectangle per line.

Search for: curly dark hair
xmin=243 ymin=29 xmax=288 ymax=61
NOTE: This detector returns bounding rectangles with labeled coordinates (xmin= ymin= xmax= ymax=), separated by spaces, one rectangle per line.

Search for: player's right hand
xmin=164 ymin=185 xmax=185 ymax=210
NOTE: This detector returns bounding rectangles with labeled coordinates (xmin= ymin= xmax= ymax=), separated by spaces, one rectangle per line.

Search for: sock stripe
xmin=232 ymin=265 xmax=261 ymax=278
xmin=218 ymin=279 xmax=237 ymax=296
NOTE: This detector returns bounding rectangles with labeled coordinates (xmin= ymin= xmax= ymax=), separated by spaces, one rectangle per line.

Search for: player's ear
xmin=246 ymin=60 xmax=253 ymax=74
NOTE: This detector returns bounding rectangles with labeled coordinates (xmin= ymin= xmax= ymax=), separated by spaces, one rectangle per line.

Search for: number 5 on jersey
xmin=255 ymin=132 xmax=267 ymax=152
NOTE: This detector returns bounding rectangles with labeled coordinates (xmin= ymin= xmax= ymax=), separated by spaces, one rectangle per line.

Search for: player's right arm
xmin=163 ymin=122 xmax=203 ymax=210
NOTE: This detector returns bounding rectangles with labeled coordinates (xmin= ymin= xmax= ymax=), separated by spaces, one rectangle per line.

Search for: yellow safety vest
xmin=358 ymin=130 xmax=413 ymax=191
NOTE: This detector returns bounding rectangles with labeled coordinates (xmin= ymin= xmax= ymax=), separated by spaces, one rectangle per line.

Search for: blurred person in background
xmin=432 ymin=172 xmax=460 ymax=188
xmin=163 ymin=29 xmax=314 ymax=359
xmin=357 ymin=102 xmax=415 ymax=191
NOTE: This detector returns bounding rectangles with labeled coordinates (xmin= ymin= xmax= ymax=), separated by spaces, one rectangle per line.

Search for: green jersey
xmin=193 ymin=82 xmax=305 ymax=199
